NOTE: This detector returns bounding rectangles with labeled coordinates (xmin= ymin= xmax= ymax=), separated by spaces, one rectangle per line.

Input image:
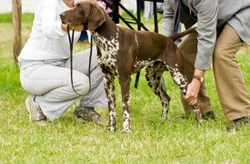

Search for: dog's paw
xmin=107 ymin=126 xmax=116 ymax=132
xmin=122 ymin=128 xmax=132 ymax=134
xmin=161 ymin=115 xmax=168 ymax=120
xmin=198 ymin=119 xmax=204 ymax=124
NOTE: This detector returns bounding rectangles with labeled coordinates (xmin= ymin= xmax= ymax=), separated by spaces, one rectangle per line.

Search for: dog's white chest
xmin=92 ymin=31 xmax=119 ymax=75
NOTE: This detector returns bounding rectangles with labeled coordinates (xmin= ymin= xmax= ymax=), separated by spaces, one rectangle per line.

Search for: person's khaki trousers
xmin=179 ymin=24 xmax=250 ymax=120
xmin=178 ymin=28 xmax=213 ymax=116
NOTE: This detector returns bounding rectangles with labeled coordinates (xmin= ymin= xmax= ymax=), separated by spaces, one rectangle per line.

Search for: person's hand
xmin=69 ymin=24 xmax=84 ymax=31
xmin=183 ymin=79 xmax=201 ymax=105
xmin=61 ymin=23 xmax=84 ymax=32
xmin=183 ymin=68 xmax=204 ymax=105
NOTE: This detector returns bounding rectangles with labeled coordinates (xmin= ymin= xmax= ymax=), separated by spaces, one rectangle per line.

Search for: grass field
xmin=1 ymin=13 xmax=250 ymax=163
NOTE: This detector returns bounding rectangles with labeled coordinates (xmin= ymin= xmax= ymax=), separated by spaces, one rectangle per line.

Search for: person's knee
xmin=213 ymin=45 xmax=226 ymax=62
xmin=72 ymin=75 xmax=90 ymax=95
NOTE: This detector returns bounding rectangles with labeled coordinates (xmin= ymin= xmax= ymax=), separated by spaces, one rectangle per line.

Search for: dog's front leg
xmin=119 ymin=78 xmax=132 ymax=133
xmin=103 ymin=73 xmax=117 ymax=131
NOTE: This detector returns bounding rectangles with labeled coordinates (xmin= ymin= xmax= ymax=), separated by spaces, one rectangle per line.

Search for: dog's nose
xmin=60 ymin=13 xmax=65 ymax=20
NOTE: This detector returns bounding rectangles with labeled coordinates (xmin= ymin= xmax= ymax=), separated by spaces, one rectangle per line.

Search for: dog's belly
xmin=133 ymin=58 xmax=152 ymax=73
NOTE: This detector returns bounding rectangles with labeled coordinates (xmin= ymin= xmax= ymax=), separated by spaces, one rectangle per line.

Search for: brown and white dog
xmin=60 ymin=0 xmax=202 ymax=133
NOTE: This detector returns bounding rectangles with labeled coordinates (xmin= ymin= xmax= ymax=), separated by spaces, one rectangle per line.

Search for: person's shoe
xmin=226 ymin=116 xmax=250 ymax=131
xmin=202 ymin=110 xmax=215 ymax=120
xmin=181 ymin=110 xmax=215 ymax=120
xmin=25 ymin=96 xmax=47 ymax=126
xmin=74 ymin=106 xmax=105 ymax=124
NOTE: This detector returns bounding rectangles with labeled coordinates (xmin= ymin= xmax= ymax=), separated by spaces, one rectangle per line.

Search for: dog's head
xmin=60 ymin=1 xmax=106 ymax=31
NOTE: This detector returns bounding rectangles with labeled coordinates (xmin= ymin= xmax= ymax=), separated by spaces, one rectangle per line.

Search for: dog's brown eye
xmin=76 ymin=3 xmax=81 ymax=9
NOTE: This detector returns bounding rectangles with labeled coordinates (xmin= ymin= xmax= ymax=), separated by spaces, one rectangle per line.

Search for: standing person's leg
xmin=65 ymin=48 xmax=108 ymax=123
xmin=213 ymin=24 xmax=250 ymax=129
xmin=178 ymin=31 xmax=215 ymax=119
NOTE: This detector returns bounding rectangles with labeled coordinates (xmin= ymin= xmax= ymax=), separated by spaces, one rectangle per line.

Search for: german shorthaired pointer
xmin=60 ymin=1 xmax=202 ymax=133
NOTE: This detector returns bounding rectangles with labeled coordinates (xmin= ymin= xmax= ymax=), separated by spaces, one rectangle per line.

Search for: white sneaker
xmin=25 ymin=96 xmax=46 ymax=126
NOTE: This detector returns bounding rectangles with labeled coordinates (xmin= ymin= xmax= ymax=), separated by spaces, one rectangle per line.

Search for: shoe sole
xmin=25 ymin=96 xmax=32 ymax=120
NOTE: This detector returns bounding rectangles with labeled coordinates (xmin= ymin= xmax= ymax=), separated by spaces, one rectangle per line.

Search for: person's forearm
xmin=194 ymin=68 xmax=204 ymax=77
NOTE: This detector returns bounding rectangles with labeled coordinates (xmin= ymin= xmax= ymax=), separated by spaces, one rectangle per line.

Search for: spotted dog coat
xmin=60 ymin=1 xmax=203 ymax=133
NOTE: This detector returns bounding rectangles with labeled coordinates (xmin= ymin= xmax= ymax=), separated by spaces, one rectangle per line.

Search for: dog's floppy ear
xmin=88 ymin=3 xmax=106 ymax=31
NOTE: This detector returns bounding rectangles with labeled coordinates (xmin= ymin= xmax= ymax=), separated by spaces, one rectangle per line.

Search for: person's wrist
xmin=193 ymin=68 xmax=205 ymax=83
xmin=193 ymin=75 xmax=204 ymax=83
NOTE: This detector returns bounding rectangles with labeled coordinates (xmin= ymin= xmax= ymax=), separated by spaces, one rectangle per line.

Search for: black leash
xmin=67 ymin=25 xmax=93 ymax=96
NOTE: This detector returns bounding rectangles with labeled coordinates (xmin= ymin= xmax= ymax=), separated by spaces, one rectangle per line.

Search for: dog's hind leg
xmin=145 ymin=61 xmax=171 ymax=119
xmin=166 ymin=64 xmax=203 ymax=123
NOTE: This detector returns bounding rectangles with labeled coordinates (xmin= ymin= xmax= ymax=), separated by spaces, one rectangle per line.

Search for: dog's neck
xmin=90 ymin=12 xmax=120 ymax=61
xmin=92 ymin=12 xmax=118 ymax=38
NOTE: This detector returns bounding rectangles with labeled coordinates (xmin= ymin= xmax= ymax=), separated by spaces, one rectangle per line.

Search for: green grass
xmin=0 ymin=12 xmax=34 ymax=23
xmin=1 ymin=13 xmax=250 ymax=163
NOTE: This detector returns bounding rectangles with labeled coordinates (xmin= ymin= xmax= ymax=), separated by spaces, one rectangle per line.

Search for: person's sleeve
xmin=162 ymin=0 xmax=175 ymax=37
xmin=194 ymin=0 xmax=218 ymax=70
xmin=40 ymin=1 xmax=67 ymax=38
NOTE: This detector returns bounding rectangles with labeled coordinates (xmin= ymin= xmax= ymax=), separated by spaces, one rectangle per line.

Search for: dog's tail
xmin=169 ymin=26 xmax=196 ymax=41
